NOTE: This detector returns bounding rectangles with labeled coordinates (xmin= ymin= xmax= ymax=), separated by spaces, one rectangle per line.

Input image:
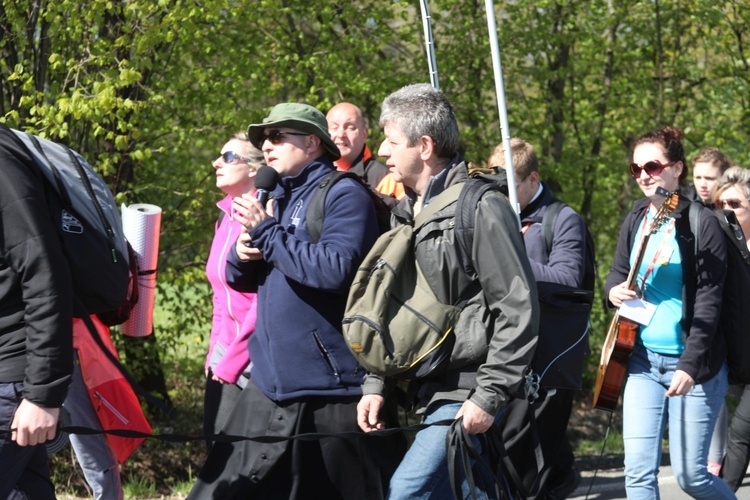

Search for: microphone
xmin=244 ymin=166 xmax=279 ymax=247
xmin=255 ymin=166 xmax=279 ymax=206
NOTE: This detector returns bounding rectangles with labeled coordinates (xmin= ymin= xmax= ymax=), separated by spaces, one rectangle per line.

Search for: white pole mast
xmin=419 ymin=0 xmax=440 ymax=90
xmin=484 ymin=0 xmax=520 ymax=220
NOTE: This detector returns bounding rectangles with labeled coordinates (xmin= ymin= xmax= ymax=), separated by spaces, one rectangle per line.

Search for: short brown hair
xmin=693 ymin=147 xmax=732 ymax=174
xmin=487 ymin=138 xmax=538 ymax=180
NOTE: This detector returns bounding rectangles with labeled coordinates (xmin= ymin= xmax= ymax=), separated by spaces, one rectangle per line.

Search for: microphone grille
xmin=255 ymin=166 xmax=279 ymax=191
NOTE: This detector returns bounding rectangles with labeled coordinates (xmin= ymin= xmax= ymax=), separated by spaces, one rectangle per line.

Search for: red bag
xmin=73 ymin=316 xmax=152 ymax=464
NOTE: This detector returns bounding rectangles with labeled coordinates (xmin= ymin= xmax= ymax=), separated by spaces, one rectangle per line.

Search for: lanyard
xmin=637 ymin=214 xmax=675 ymax=292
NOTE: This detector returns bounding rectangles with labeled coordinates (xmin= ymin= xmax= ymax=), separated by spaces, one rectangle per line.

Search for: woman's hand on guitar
xmin=609 ymin=282 xmax=638 ymax=308
xmin=666 ymin=369 xmax=695 ymax=397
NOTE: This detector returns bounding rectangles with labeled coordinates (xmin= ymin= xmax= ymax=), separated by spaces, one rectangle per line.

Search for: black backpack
xmin=457 ymin=174 xmax=595 ymax=390
xmin=689 ymin=202 xmax=750 ymax=384
xmin=1 ymin=124 xmax=131 ymax=318
xmin=306 ymin=170 xmax=398 ymax=243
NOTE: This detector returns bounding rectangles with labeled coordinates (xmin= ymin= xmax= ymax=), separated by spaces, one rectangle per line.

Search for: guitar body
xmin=593 ymin=312 xmax=638 ymax=411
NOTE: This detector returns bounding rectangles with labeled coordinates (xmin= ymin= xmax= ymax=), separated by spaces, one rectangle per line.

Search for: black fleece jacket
xmin=0 ymin=128 xmax=73 ymax=407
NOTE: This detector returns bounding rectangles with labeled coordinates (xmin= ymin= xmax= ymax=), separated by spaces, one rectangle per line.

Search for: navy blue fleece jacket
xmin=226 ymin=157 xmax=378 ymax=401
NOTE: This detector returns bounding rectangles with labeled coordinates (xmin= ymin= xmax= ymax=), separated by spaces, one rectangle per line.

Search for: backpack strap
xmin=454 ymin=178 xmax=501 ymax=277
xmin=307 ymin=170 xmax=353 ymax=244
xmin=541 ymin=200 xmax=566 ymax=255
xmin=306 ymin=170 xmax=396 ymax=244
xmin=688 ymin=201 xmax=702 ymax=268
xmin=721 ymin=209 xmax=750 ymax=265
xmin=79 ymin=309 xmax=174 ymax=418
xmin=413 ymin=182 xmax=465 ymax=229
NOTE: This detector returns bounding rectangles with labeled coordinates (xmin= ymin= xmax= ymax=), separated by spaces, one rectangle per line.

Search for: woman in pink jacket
xmin=204 ymin=132 xmax=262 ymax=447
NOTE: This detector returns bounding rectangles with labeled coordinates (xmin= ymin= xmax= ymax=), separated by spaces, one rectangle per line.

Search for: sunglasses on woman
xmin=718 ymin=199 xmax=748 ymax=210
xmin=261 ymin=130 xmax=310 ymax=145
xmin=629 ymin=159 xmax=678 ymax=179
xmin=219 ymin=151 xmax=252 ymax=163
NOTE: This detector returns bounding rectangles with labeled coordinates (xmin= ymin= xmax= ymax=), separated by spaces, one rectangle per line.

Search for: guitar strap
xmin=635 ymin=216 xmax=675 ymax=292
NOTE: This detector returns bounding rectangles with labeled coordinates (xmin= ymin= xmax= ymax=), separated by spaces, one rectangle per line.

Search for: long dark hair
xmin=631 ymin=126 xmax=688 ymax=185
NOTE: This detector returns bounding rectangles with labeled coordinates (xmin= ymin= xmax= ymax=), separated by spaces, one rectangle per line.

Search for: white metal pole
xmin=484 ymin=0 xmax=520 ymax=221
xmin=419 ymin=0 xmax=440 ymax=90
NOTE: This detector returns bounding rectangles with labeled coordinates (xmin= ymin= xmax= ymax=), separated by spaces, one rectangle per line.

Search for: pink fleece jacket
xmin=204 ymin=195 xmax=257 ymax=384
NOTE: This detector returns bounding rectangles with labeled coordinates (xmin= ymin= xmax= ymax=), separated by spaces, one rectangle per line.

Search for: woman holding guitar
xmin=604 ymin=127 xmax=733 ymax=499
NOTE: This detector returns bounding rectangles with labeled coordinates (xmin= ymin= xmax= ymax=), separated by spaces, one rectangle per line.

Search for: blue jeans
xmin=622 ymin=344 xmax=734 ymax=499
xmin=388 ymin=400 xmax=505 ymax=500
xmin=64 ymin=351 xmax=123 ymax=500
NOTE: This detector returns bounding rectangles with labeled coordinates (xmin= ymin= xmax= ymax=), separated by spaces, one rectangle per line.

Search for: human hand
xmin=455 ymin=399 xmax=495 ymax=435
xmin=232 ymin=194 xmax=269 ymax=232
xmin=11 ymin=399 xmax=60 ymax=446
xmin=609 ymin=282 xmax=638 ymax=308
xmin=666 ymin=369 xmax=695 ymax=397
xmin=235 ymin=230 xmax=264 ymax=261
xmin=357 ymin=394 xmax=385 ymax=432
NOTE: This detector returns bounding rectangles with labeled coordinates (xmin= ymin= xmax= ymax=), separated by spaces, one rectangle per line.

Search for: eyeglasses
xmin=629 ymin=159 xmax=678 ymax=179
xmin=219 ymin=151 xmax=251 ymax=163
xmin=261 ymin=130 xmax=310 ymax=145
xmin=718 ymin=199 xmax=748 ymax=210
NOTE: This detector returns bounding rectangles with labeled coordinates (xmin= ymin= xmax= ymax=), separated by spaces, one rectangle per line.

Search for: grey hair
xmin=713 ymin=166 xmax=750 ymax=203
xmin=231 ymin=131 xmax=266 ymax=167
xmin=379 ymin=83 xmax=459 ymax=160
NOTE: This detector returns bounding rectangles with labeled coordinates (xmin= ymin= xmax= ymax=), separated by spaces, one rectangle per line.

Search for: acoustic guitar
xmin=593 ymin=189 xmax=679 ymax=411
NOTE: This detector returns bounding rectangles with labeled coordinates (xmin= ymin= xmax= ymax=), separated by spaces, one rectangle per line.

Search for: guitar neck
xmin=625 ymin=231 xmax=653 ymax=290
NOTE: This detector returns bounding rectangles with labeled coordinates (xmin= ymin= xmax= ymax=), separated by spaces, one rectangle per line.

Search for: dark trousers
xmin=203 ymin=372 xmax=242 ymax=450
xmin=501 ymin=388 xmax=576 ymax=498
xmin=0 ymin=382 xmax=56 ymax=500
xmin=723 ymin=384 xmax=750 ymax=491
xmin=189 ymin=379 xmax=405 ymax=500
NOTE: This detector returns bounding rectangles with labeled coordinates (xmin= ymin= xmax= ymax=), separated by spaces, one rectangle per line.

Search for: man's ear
xmin=529 ymin=171 xmax=540 ymax=187
xmin=418 ymin=135 xmax=435 ymax=160
xmin=306 ymin=134 xmax=322 ymax=155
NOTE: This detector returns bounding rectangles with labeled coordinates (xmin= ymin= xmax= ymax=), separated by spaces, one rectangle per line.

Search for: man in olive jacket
xmin=356 ymin=84 xmax=539 ymax=499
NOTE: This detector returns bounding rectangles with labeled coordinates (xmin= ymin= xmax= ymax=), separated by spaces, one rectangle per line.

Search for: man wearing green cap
xmin=188 ymin=103 xmax=403 ymax=499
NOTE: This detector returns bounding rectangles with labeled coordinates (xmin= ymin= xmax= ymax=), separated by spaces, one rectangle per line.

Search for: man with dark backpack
xmin=0 ymin=125 xmax=145 ymax=500
xmin=356 ymin=84 xmax=539 ymax=499
xmin=488 ymin=138 xmax=594 ymax=499
xmin=0 ymin=128 xmax=75 ymax=499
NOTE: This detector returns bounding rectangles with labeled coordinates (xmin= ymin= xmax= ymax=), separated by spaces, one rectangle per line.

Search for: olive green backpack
xmin=342 ymin=181 xmax=494 ymax=379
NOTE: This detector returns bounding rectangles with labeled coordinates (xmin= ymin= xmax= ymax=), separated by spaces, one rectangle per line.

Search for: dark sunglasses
xmin=629 ymin=159 xmax=678 ymax=179
xmin=261 ymin=130 xmax=310 ymax=145
xmin=219 ymin=151 xmax=252 ymax=163
xmin=718 ymin=199 xmax=747 ymax=210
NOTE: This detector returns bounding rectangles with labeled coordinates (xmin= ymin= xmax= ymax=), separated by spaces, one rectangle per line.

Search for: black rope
xmin=583 ymin=409 xmax=615 ymax=500
xmin=1 ymin=419 xmax=455 ymax=445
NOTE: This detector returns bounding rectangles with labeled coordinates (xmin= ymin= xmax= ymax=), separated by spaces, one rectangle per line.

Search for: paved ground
xmin=570 ymin=466 xmax=750 ymax=499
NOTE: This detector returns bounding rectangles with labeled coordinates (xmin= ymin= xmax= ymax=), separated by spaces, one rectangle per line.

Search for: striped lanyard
xmin=636 ymin=214 xmax=675 ymax=293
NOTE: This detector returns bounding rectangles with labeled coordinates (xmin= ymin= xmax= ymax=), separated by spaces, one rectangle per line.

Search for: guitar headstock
xmin=650 ymin=188 xmax=679 ymax=234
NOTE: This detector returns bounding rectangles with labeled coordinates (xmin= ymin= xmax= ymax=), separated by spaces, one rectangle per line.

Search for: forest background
xmin=2 ymin=0 xmax=749 ymax=496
